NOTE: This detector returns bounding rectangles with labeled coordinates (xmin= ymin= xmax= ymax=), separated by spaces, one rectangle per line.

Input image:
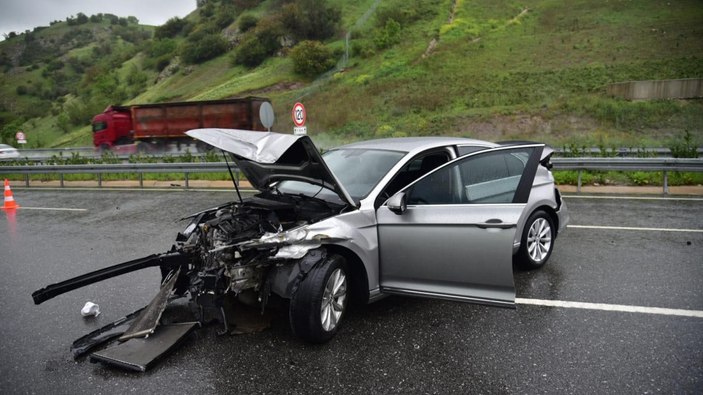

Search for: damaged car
xmin=32 ymin=129 xmax=568 ymax=369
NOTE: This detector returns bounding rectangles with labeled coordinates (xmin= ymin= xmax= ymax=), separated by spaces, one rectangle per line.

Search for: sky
xmin=0 ymin=0 xmax=196 ymax=38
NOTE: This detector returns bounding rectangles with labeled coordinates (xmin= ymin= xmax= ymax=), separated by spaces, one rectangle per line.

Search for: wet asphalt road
xmin=1 ymin=189 xmax=701 ymax=394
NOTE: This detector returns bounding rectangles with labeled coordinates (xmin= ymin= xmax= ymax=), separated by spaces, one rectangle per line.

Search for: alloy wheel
xmin=527 ymin=217 xmax=552 ymax=263
xmin=320 ymin=268 xmax=347 ymax=332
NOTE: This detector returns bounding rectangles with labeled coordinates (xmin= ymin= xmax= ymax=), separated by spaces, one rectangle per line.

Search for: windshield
xmin=92 ymin=121 xmax=107 ymax=133
xmin=277 ymin=148 xmax=405 ymax=203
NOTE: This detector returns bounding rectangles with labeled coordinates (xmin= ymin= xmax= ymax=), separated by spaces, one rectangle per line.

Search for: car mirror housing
xmin=387 ymin=192 xmax=407 ymax=215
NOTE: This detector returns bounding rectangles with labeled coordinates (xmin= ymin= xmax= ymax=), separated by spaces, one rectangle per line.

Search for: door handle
xmin=477 ymin=219 xmax=515 ymax=229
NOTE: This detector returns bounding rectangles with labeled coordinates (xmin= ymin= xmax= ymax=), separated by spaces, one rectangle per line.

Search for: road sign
xmin=259 ymin=102 xmax=275 ymax=131
xmin=294 ymin=126 xmax=307 ymax=136
xmin=291 ymin=102 xmax=306 ymax=127
xmin=15 ymin=131 xmax=26 ymax=144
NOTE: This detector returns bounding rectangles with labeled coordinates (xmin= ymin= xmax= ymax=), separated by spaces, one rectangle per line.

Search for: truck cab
xmin=92 ymin=106 xmax=132 ymax=150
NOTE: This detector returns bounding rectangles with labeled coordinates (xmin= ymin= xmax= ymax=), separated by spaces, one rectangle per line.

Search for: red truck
xmin=92 ymin=97 xmax=271 ymax=153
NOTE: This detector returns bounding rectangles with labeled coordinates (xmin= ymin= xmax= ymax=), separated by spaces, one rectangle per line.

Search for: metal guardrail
xmin=0 ymin=158 xmax=701 ymax=194
xmin=551 ymin=157 xmax=703 ymax=194
xmin=0 ymin=162 xmax=239 ymax=189
xmin=10 ymin=146 xmax=703 ymax=162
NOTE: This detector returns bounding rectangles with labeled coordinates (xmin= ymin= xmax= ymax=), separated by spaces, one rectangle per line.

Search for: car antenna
xmin=222 ymin=150 xmax=243 ymax=204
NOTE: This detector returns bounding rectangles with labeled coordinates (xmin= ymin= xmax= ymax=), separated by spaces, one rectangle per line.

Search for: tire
xmin=515 ymin=210 xmax=555 ymax=269
xmin=289 ymin=254 xmax=348 ymax=344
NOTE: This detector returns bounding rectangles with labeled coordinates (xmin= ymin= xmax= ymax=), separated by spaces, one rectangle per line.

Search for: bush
xmin=281 ymin=0 xmax=341 ymax=41
xmin=238 ymin=14 xmax=258 ymax=32
xmin=15 ymin=86 xmax=28 ymax=95
xmin=180 ymin=33 xmax=229 ymax=64
xmin=373 ymin=19 xmax=402 ymax=49
xmin=669 ymin=130 xmax=698 ymax=158
xmin=233 ymin=36 xmax=271 ymax=67
xmin=290 ymin=40 xmax=336 ymax=77
xmin=233 ymin=17 xmax=283 ymax=67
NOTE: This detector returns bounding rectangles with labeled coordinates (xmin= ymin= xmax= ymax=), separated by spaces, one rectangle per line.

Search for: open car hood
xmin=186 ymin=129 xmax=356 ymax=207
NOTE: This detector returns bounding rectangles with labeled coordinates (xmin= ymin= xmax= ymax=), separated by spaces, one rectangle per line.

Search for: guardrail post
xmin=98 ymin=173 xmax=102 ymax=188
xmin=139 ymin=173 xmax=143 ymax=188
xmin=60 ymin=173 xmax=64 ymax=188
xmin=577 ymin=170 xmax=582 ymax=193
xmin=663 ymin=170 xmax=669 ymax=195
xmin=24 ymin=174 xmax=29 ymax=187
xmin=185 ymin=172 xmax=189 ymax=189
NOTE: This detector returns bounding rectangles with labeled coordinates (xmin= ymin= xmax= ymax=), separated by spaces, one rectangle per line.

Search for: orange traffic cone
xmin=2 ymin=179 xmax=19 ymax=210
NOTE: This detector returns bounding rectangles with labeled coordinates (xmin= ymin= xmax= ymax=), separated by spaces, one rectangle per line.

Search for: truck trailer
xmin=92 ymin=97 xmax=271 ymax=153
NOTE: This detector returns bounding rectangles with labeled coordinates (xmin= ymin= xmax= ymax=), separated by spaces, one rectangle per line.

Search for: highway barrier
xmin=0 ymin=158 xmax=701 ymax=194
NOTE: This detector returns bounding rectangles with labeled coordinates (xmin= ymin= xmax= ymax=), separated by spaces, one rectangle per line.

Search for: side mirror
xmin=387 ymin=192 xmax=407 ymax=215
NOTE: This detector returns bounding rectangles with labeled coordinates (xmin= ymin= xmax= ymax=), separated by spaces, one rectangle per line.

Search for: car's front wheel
xmin=515 ymin=210 xmax=555 ymax=269
xmin=289 ymin=254 xmax=348 ymax=343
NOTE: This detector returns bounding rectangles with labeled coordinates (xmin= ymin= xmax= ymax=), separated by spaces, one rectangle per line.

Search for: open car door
xmin=377 ymin=144 xmax=544 ymax=307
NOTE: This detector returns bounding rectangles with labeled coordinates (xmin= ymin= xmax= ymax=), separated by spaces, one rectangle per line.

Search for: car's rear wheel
xmin=516 ymin=210 xmax=554 ymax=269
xmin=289 ymin=254 xmax=348 ymax=343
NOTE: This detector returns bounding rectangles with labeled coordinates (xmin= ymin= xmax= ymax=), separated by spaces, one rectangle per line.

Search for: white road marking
xmin=563 ymin=195 xmax=703 ymax=202
xmin=516 ymin=298 xmax=703 ymax=318
xmin=13 ymin=207 xmax=88 ymax=212
xmin=567 ymin=224 xmax=703 ymax=233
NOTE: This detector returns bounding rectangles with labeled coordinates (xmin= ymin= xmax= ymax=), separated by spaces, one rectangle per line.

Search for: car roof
xmin=332 ymin=136 xmax=497 ymax=153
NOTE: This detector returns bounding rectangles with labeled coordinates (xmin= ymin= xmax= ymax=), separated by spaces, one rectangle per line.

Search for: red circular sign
xmin=291 ymin=102 xmax=306 ymax=127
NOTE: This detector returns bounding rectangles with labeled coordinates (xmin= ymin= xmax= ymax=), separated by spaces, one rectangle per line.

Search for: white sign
xmin=294 ymin=126 xmax=307 ymax=136
xmin=291 ymin=102 xmax=306 ymax=127
xmin=259 ymin=102 xmax=275 ymax=131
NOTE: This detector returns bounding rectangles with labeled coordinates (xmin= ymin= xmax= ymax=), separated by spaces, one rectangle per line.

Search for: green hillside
xmin=1 ymin=0 xmax=701 ymax=150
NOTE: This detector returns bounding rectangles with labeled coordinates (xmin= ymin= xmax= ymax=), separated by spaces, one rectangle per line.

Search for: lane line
xmin=13 ymin=207 xmax=88 ymax=212
xmin=563 ymin=195 xmax=703 ymax=202
xmin=567 ymin=224 xmax=703 ymax=233
xmin=516 ymin=298 xmax=703 ymax=318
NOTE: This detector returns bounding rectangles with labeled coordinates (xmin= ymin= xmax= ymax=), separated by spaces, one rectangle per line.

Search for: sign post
xmin=291 ymin=102 xmax=307 ymax=136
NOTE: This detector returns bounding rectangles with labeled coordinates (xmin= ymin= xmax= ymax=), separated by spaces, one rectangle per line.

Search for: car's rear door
xmin=377 ymin=144 xmax=544 ymax=307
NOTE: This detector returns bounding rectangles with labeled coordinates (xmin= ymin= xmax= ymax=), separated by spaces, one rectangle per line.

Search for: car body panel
xmin=377 ymin=203 xmax=523 ymax=306
xmin=376 ymin=145 xmax=544 ymax=305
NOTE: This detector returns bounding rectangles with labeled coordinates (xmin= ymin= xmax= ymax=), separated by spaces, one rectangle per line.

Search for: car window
xmin=456 ymin=145 xmax=487 ymax=156
xmin=377 ymin=152 xmax=450 ymax=206
xmin=406 ymin=147 xmax=535 ymax=205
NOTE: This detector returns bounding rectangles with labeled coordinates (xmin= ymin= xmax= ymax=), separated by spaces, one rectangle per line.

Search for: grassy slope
xmin=3 ymin=0 xmax=702 ymax=149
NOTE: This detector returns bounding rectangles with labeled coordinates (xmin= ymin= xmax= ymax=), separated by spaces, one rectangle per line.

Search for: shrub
xmin=373 ymin=19 xmax=402 ymax=49
xmin=290 ymin=40 xmax=336 ymax=77
xmin=238 ymin=14 xmax=258 ymax=32
xmin=180 ymin=33 xmax=229 ymax=64
xmin=233 ymin=17 xmax=283 ymax=67
xmin=233 ymin=36 xmax=271 ymax=67
xmin=669 ymin=130 xmax=698 ymax=158
xmin=281 ymin=0 xmax=341 ymax=41
xmin=16 ymin=85 xmax=28 ymax=95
